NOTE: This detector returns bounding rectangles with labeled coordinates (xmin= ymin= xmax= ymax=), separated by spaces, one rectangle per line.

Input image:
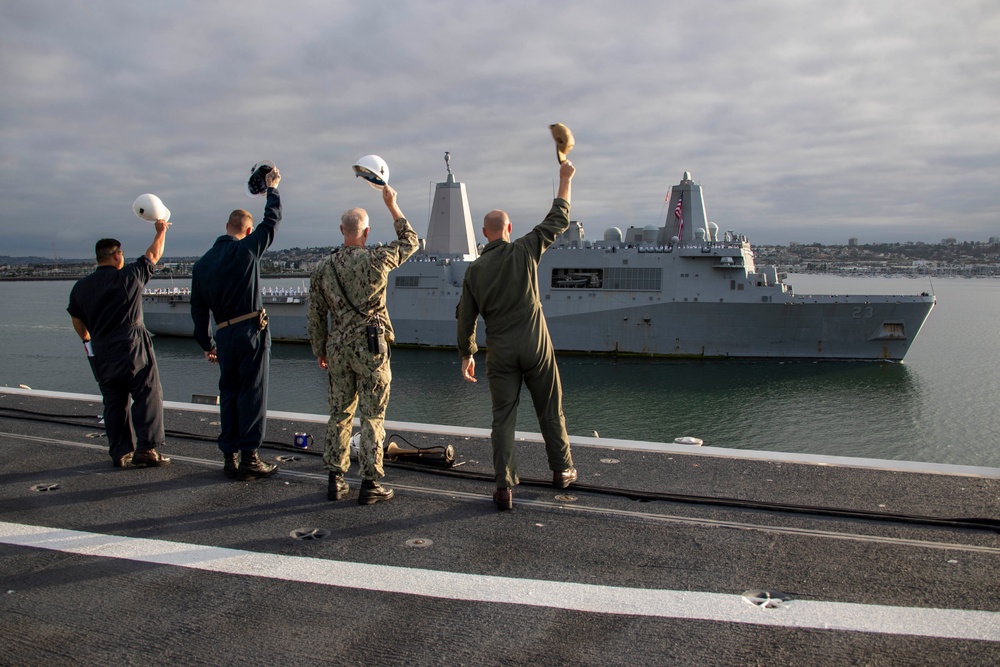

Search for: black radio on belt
xmin=366 ymin=324 xmax=387 ymax=354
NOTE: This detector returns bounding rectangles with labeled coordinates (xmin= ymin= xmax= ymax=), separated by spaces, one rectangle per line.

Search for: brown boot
xmin=552 ymin=467 xmax=578 ymax=489
xmin=237 ymin=451 xmax=277 ymax=480
xmin=493 ymin=487 xmax=513 ymax=511
xmin=328 ymin=472 xmax=349 ymax=501
xmin=358 ymin=479 xmax=393 ymax=505
xmin=132 ymin=448 xmax=171 ymax=468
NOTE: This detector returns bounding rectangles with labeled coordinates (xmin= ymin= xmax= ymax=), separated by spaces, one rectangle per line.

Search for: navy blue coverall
xmin=67 ymin=256 xmax=165 ymax=461
xmin=191 ymin=188 xmax=281 ymax=456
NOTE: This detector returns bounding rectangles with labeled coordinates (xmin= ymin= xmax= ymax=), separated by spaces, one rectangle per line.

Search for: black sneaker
xmin=358 ymin=479 xmax=393 ymax=505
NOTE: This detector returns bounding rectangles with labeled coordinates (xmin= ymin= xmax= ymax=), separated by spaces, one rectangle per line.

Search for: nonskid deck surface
xmin=1 ymin=390 xmax=998 ymax=665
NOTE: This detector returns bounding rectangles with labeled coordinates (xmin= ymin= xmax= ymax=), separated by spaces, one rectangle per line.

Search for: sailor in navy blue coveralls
xmin=191 ymin=168 xmax=282 ymax=480
xmin=68 ymin=222 xmax=172 ymax=468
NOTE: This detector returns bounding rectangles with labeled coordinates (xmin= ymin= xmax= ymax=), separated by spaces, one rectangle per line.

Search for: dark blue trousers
xmin=215 ymin=320 xmax=270 ymax=455
xmin=89 ymin=338 xmax=165 ymax=461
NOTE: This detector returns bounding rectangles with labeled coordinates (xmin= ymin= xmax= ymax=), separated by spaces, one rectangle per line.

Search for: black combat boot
xmin=358 ymin=479 xmax=393 ymax=505
xmin=237 ymin=450 xmax=277 ymax=481
xmin=223 ymin=453 xmax=238 ymax=479
xmin=328 ymin=472 xmax=349 ymax=501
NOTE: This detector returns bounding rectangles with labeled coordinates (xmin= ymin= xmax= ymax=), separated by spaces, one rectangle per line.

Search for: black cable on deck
xmin=1 ymin=405 xmax=997 ymax=533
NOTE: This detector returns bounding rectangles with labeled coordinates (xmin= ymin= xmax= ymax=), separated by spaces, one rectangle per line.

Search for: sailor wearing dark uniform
xmin=307 ymin=184 xmax=418 ymax=505
xmin=457 ymin=160 xmax=578 ymax=511
xmin=68 ymin=222 xmax=172 ymax=468
xmin=191 ymin=167 xmax=281 ymax=481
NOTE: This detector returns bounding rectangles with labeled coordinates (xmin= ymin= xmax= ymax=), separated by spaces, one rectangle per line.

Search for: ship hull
xmin=386 ymin=297 xmax=934 ymax=360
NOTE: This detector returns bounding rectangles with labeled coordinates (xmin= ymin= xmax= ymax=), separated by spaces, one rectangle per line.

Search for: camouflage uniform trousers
xmin=322 ymin=336 xmax=392 ymax=481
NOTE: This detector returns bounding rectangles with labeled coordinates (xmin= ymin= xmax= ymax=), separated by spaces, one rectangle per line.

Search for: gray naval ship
xmin=143 ymin=157 xmax=935 ymax=360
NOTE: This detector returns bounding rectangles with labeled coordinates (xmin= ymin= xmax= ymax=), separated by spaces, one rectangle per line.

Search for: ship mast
xmin=422 ymin=152 xmax=478 ymax=258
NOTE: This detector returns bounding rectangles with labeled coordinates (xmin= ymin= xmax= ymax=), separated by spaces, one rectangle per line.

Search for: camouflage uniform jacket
xmin=308 ymin=217 xmax=418 ymax=357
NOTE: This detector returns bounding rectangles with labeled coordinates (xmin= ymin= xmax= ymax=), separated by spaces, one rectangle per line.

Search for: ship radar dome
xmin=603 ymin=227 xmax=623 ymax=243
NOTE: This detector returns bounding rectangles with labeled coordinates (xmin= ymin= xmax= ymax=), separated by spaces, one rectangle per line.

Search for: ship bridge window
xmin=395 ymin=276 xmax=420 ymax=288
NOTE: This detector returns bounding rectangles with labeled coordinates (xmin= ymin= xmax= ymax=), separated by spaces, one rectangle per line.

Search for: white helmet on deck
xmin=352 ymin=154 xmax=389 ymax=189
xmin=132 ymin=194 xmax=171 ymax=223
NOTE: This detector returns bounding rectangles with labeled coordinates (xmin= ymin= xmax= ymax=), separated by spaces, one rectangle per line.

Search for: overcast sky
xmin=1 ymin=1 xmax=998 ymax=259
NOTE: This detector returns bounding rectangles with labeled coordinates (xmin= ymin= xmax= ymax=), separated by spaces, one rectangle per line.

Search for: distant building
xmin=989 ymin=237 xmax=1000 ymax=245
xmin=848 ymin=237 xmax=858 ymax=247
xmin=941 ymin=238 xmax=957 ymax=245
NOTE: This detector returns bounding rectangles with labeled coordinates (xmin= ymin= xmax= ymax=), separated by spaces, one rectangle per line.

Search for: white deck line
xmin=1 ymin=521 xmax=997 ymax=641
xmin=4 ymin=386 xmax=1000 ymax=479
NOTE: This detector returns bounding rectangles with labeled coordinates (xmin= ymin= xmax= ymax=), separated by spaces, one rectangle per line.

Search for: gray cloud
xmin=1 ymin=0 xmax=998 ymax=260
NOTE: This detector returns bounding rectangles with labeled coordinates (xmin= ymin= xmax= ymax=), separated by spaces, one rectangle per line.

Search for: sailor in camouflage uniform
xmin=457 ymin=160 xmax=578 ymax=511
xmin=308 ymin=184 xmax=418 ymax=504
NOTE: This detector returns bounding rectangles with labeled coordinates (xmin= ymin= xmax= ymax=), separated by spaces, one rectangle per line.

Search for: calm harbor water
xmin=2 ymin=274 xmax=999 ymax=468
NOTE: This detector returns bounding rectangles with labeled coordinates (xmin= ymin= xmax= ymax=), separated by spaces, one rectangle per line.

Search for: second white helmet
xmin=353 ymin=154 xmax=389 ymax=189
xmin=133 ymin=194 xmax=170 ymax=223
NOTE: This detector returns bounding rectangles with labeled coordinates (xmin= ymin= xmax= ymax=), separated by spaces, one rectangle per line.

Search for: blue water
xmin=2 ymin=275 xmax=998 ymax=468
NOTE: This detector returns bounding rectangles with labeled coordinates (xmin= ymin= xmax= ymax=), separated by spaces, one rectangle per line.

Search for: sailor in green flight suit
xmin=457 ymin=159 xmax=578 ymax=511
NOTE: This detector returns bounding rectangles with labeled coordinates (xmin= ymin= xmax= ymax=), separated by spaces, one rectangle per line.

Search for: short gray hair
xmin=341 ymin=208 xmax=369 ymax=236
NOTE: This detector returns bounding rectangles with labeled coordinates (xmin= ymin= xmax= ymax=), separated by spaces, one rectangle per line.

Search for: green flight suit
xmin=308 ymin=216 xmax=418 ymax=480
xmin=457 ymin=198 xmax=574 ymax=488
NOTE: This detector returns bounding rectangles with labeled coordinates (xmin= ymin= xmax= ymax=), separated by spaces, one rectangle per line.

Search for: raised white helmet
xmin=352 ymin=154 xmax=389 ymax=189
xmin=133 ymin=194 xmax=170 ymax=223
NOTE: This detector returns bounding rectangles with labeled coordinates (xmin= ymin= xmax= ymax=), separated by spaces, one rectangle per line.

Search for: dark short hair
xmin=95 ymin=238 xmax=121 ymax=259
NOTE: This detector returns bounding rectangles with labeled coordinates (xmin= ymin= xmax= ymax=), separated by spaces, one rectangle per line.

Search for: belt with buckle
xmin=216 ymin=310 xmax=260 ymax=330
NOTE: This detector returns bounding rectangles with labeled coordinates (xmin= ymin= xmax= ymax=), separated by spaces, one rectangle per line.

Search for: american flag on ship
xmin=674 ymin=193 xmax=684 ymax=239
